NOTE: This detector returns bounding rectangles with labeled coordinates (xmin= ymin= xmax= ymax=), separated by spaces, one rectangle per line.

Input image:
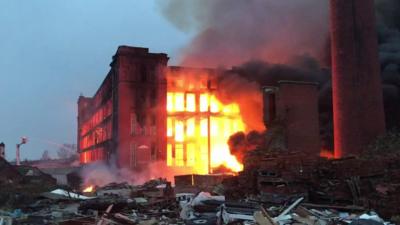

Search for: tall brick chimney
xmin=330 ymin=0 xmax=386 ymax=157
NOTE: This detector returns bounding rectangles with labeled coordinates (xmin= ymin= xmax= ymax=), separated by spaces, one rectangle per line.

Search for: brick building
xmin=263 ymin=81 xmax=320 ymax=155
xmin=77 ymin=46 xmax=168 ymax=169
xmin=330 ymin=0 xmax=385 ymax=157
xmin=78 ymin=46 xmax=320 ymax=171
xmin=78 ymin=45 xmax=249 ymax=173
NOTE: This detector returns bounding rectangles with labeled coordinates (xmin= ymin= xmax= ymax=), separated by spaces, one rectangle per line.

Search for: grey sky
xmin=0 ymin=0 xmax=193 ymax=160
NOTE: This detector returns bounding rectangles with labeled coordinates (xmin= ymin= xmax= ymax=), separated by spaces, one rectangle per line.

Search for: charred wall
xmin=113 ymin=46 xmax=168 ymax=169
xmin=277 ymin=81 xmax=320 ymax=155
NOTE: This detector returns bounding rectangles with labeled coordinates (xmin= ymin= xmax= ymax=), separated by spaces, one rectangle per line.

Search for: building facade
xmin=263 ymin=81 xmax=321 ymax=156
xmin=77 ymin=46 xmax=168 ymax=170
xmin=78 ymin=46 xmax=243 ymax=173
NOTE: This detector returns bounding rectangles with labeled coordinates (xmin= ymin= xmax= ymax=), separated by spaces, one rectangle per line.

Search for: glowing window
xmin=210 ymin=95 xmax=219 ymax=113
xmin=167 ymin=93 xmax=173 ymax=112
xmin=200 ymin=94 xmax=209 ymax=112
xmin=200 ymin=118 xmax=208 ymax=137
xmin=174 ymin=93 xmax=185 ymax=112
xmin=167 ymin=118 xmax=173 ymax=137
xmin=186 ymin=118 xmax=195 ymax=137
xmin=167 ymin=144 xmax=173 ymax=166
xmin=186 ymin=93 xmax=196 ymax=112
xmin=186 ymin=143 xmax=195 ymax=166
xmin=175 ymin=144 xmax=184 ymax=166
xmin=210 ymin=117 xmax=219 ymax=137
xmin=175 ymin=120 xmax=184 ymax=142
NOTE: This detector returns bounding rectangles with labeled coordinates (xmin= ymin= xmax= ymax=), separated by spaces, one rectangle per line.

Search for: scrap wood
xmin=275 ymin=197 xmax=304 ymax=221
xmin=114 ymin=213 xmax=136 ymax=224
xmin=300 ymin=203 xmax=365 ymax=211
xmin=97 ymin=218 xmax=120 ymax=225
xmin=97 ymin=204 xmax=114 ymax=225
xmin=254 ymin=206 xmax=277 ymax=225
xmin=58 ymin=216 xmax=95 ymax=225
xmin=254 ymin=211 xmax=274 ymax=225
xmin=308 ymin=208 xmax=339 ymax=221
xmin=291 ymin=214 xmax=317 ymax=225
xmin=294 ymin=206 xmax=314 ymax=218
xmin=261 ymin=206 xmax=277 ymax=225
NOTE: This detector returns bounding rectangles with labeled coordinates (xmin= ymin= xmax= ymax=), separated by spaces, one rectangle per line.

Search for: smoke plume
xmin=80 ymin=155 xmax=201 ymax=187
xmin=158 ymin=0 xmax=329 ymax=68
xmin=375 ymin=0 xmax=400 ymax=129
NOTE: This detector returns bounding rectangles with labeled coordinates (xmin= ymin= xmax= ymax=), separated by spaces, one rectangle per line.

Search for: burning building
xmin=78 ymin=46 xmax=247 ymax=174
xmin=166 ymin=67 xmax=245 ymax=174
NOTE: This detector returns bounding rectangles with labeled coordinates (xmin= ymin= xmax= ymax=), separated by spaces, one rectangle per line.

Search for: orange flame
xmin=167 ymin=91 xmax=245 ymax=174
xmin=320 ymin=149 xmax=336 ymax=159
xmin=83 ymin=185 xmax=94 ymax=193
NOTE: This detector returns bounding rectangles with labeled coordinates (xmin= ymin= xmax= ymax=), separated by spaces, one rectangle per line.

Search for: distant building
xmin=0 ymin=142 xmax=5 ymax=159
xmin=22 ymin=157 xmax=80 ymax=185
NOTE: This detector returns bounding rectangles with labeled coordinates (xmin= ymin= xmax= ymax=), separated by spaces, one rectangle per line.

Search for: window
xmin=175 ymin=120 xmax=184 ymax=142
xmin=151 ymin=143 xmax=156 ymax=160
xmin=186 ymin=143 xmax=195 ymax=167
xmin=174 ymin=93 xmax=185 ymax=112
xmin=151 ymin=126 xmax=157 ymax=136
xmin=186 ymin=118 xmax=195 ymax=137
xmin=151 ymin=89 xmax=157 ymax=107
xmin=151 ymin=114 xmax=156 ymax=126
xmin=130 ymin=113 xmax=137 ymax=135
xmin=186 ymin=93 xmax=196 ymax=112
xmin=130 ymin=142 xmax=137 ymax=169
xmin=175 ymin=144 xmax=184 ymax=166
xmin=140 ymin=65 xmax=147 ymax=82
xmin=167 ymin=144 xmax=173 ymax=166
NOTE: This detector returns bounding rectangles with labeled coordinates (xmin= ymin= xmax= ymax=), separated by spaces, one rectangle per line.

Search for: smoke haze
xmin=158 ymin=0 xmax=329 ymax=68
xmin=81 ymin=157 xmax=203 ymax=187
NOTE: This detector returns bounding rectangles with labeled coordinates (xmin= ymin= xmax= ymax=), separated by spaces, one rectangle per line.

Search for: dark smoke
xmin=226 ymin=56 xmax=330 ymax=87
xmin=228 ymin=131 xmax=266 ymax=162
xmin=375 ymin=0 xmax=400 ymax=130
xmin=212 ymin=55 xmax=331 ymax=132
xmin=158 ymin=0 xmax=329 ymax=68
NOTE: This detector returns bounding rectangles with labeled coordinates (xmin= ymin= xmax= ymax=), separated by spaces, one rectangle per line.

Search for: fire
xmin=83 ymin=185 xmax=94 ymax=193
xmin=167 ymin=90 xmax=245 ymax=174
xmin=320 ymin=149 xmax=336 ymax=159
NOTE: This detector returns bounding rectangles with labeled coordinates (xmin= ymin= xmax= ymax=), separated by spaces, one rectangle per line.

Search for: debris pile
xmin=0 ymin=154 xmax=399 ymax=224
xmin=225 ymin=151 xmax=400 ymax=220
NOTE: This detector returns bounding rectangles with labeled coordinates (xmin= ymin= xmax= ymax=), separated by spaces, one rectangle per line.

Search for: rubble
xmin=0 ymin=173 xmax=395 ymax=225
xmin=227 ymin=151 xmax=400 ymax=219
xmin=0 ymin=154 xmax=399 ymax=225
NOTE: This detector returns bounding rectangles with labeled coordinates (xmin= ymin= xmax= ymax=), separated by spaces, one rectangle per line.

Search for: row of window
xmin=80 ymin=121 xmax=112 ymax=150
xmin=80 ymin=147 xmax=106 ymax=164
xmin=80 ymin=100 xmax=112 ymax=136
xmin=166 ymin=143 xmax=208 ymax=173
xmin=130 ymin=113 xmax=157 ymax=136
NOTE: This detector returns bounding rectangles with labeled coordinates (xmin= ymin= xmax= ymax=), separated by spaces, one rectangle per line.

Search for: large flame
xmin=83 ymin=185 xmax=94 ymax=193
xmin=167 ymin=90 xmax=245 ymax=174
